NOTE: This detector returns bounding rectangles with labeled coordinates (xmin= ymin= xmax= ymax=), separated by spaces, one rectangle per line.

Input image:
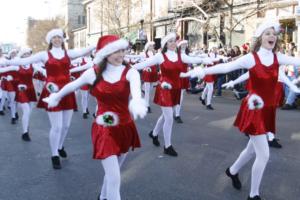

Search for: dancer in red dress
xmin=181 ymin=19 xmax=300 ymax=200
xmin=43 ymin=35 xmax=147 ymax=200
xmin=1 ymin=29 xmax=95 ymax=169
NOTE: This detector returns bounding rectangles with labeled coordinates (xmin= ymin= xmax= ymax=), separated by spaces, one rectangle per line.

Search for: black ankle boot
xmin=206 ymin=104 xmax=214 ymax=110
xmin=199 ymin=96 xmax=205 ymax=105
xmin=226 ymin=168 xmax=242 ymax=190
xmin=58 ymin=147 xmax=67 ymax=158
xmin=147 ymin=107 xmax=152 ymax=113
xmin=86 ymin=108 xmax=90 ymax=114
xmin=51 ymin=156 xmax=61 ymax=169
xmin=247 ymin=195 xmax=262 ymax=200
xmin=15 ymin=112 xmax=19 ymax=120
xmin=164 ymin=145 xmax=178 ymax=157
xmin=83 ymin=113 xmax=88 ymax=119
xmin=268 ymin=138 xmax=282 ymax=148
xmin=11 ymin=118 xmax=17 ymax=124
xmin=174 ymin=116 xmax=183 ymax=123
xmin=0 ymin=110 xmax=4 ymax=115
xmin=148 ymin=131 xmax=160 ymax=146
xmin=22 ymin=132 xmax=31 ymax=141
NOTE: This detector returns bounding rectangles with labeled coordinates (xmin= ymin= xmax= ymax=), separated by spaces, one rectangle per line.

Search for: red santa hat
xmin=93 ymin=35 xmax=128 ymax=65
xmin=144 ymin=41 xmax=155 ymax=51
xmin=177 ymin=40 xmax=188 ymax=48
xmin=254 ymin=19 xmax=280 ymax=38
xmin=161 ymin=32 xmax=177 ymax=49
xmin=46 ymin=28 xmax=64 ymax=44
xmin=18 ymin=47 xmax=32 ymax=57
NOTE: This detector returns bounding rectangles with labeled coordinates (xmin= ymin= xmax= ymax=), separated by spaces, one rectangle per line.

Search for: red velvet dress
xmin=5 ymin=69 xmax=19 ymax=92
xmin=37 ymin=51 xmax=77 ymax=112
xmin=153 ymin=53 xmax=183 ymax=106
xmin=0 ymin=71 xmax=8 ymax=90
xmin=180 ymin=62 xmax=190 ymax=89
xmin=234 ymin=52 xmax=279 ymax=135
xmin=141 ymin=52 xmax=158 ymax=83
xmin=33 ymin=71 xmax=46 ymax=81
xmin=16 ymin=65 xmax=37 ymax=103
xmin=90 ymin=66 xmax=141 ymax=159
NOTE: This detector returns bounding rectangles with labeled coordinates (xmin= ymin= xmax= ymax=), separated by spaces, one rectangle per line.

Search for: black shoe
xmin=174 ymin=116 xmax=183 ymax=123
xmin=86 ymin=108 xmax=90 ymax=114
xmin=268 ymin=138 xmax=282 ymax=148
xmin=199 ymin=96 xmax=205 ymax=105
xmin=11 ymin=118 xmax=17 ymax=124
xmin=15 ymin=112 xmax=19 ymax=120
xmin=164 ymin=145 xmax=178 ymax=157
xmin=226 ymin=168 xmax=242 ymax=190
xmin=58 ymin=147 xmax=67 ymax=158
xmin=51 ymin=156 xmax=61 ymax=169
xmin=247 ymin=195 xmax=262 ymax=200
xmin=245 ymin=133 xmax=250 ymax=138
xmin=147 ymin=107 xmax=152 ymax=113
xmin=148 ymin=131 xmax=160 ymax=146
xmin=206 ymin=105 xmax=214 ymax=110
xmin=83 ymin=113 xmax=88 ymax=119
xmin=93 ymin=113 xmax=96 ymax=119
xmin=0 ymin=110 xmax=4 ymax=115
xmin=22 ymin=132 xmax=31 ymax=141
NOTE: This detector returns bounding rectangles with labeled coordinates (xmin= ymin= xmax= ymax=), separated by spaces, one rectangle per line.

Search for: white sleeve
xmin=32 ymin=64 xmax=46 ymax=76
xmin=181 ymin=53 xmax=206 ymax=64
xmin=232 ymin=72 xmax=249 ymax=85
xmin=6 ymin=52 xmax=47 ymax=66
xmin=277 ymin=52 xmax=300 ymax=67
xmin=204 ymin=54 xmax=253 ymax=75
xmin=131 ymin=53 xmax=162 ymax=70
xmin=126 ymin=68 xmax=142 ymax=99
xmin=70 ymin=62 xmax=93 ymax=73
xmin=0 ymin=66 xmax=19 ymax=73
xmin=67 ymin=45 xmax=96 ymax=60
xmin=278 ymin=68 xmax=300 ymax=93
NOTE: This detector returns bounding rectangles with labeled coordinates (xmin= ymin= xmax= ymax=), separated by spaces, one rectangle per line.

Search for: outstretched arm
xmin=67 ymin=45 xmax=96 ymax=60
xmin=277 ymin=52 xmax=300 ymax=67
xmin=279 ymin=68 xmax=300 ymax=93
xmin=0 ymin=66 xmax=19 ymax=73
xmin=222 ymin=72 xmax=249 ymax=89
xmin=43 ymin=68 xmax=96 ymax=107
xmin=5 ymin=52 xmax=47 ymax=66
xmin=181 ymin=53 xmax=212 ymax=65
xmin=70 ymin=62 xmax=93 ymax=73
xmin=131 ymin=53 xmax=162 ymax=70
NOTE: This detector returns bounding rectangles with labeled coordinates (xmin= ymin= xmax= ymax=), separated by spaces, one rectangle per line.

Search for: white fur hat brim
xmin=177 ymin=40 xmax=188 ymax=47
xmin=161 ymin=32 xmax=176 ymax=49
xmin=254 ymin=19 xmax=280 ymax=38
xmin=144 ymin=41 xmax=155 ymax=51
xmin=93 ymin=39 xmax=128 ymax=65
xmin=46 ymin=29 xmax=64 ymax=44
xmin=18 ymin=47 xmax=32 ymax=57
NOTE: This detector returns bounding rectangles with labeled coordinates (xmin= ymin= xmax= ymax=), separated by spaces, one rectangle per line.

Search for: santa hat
xmin=161 ymin=32 xmax=177 ymax=49
xmin=177 ymin=40 xmax=188 ymax=48
xmin=254 ymin=19 xmax=280 ymax=38
xmin=46 ymin=28 xmax=64 ymax=44
xmin=93 ymin=35 xmax=128 ymax=65
xmin=144 ymin=41 xmax=155 ymax=51
xmin=18 ymin=47 xmax=32 ymax=57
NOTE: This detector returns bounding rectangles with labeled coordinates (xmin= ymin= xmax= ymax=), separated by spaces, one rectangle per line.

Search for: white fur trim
xmin=96 ymin=111 xmax=119 ymax=127
xmin=6 ymin=75 xmax=13 ymax=81
xmin=143 ymin=67 xmax=152 ymax=72
xmin=254 ymin=19 xmax=280 ymax=38
xmin=161 ymin=81 xmax=172 ymax=90
xmin=46 ymin=82 xmax=59 ymax=93
xmin=161 ymin=32 xmax=176 ymax=49
xmin=18 ymin=47 xmax=32 ymax=58
xmin=144 ymin=41 xmax=155 ymax=51
xmin=93 ymin=39 xmax=128 ymax=65
xmin=18 ymin=84 xmax=27 ymax=91
xmin=177 ymin=40 xmax=188 ymax=47
xmin=46 ymin=29 xmax=64 ymax=44
xmin=247 ymin=94 xmax=264 ymax=110
xmin=70 ymin=76 xmax=76 ymax=81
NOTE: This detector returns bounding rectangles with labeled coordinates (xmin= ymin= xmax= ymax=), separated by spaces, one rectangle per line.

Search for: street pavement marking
xmin=291 ymin=132 xmax=300 ymax=141
xmin=208 ymin=115 xmax=236 ymax=131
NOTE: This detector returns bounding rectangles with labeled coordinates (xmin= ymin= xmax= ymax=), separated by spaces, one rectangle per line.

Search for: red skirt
xmin=274 ymin=82 xmax=284 ymax=107
xmin=5 ymin=81 xmax=17 ymax=92
xmin=181 ymin=77 xmax=190 ymax=89
xmin=1 ymin=80 xmax=7 ymax=90
xmin=16 ymin=87 xmax=37 ymax=103
xmin=91 ymin=120 xmax=141 ymax=159
xmin=234 ymin=97 xmax=276 ymax=135
xmin=153 ymin=85 xmax=181 ymax=107
xmin=203 ymin=75 xmax=216 ymax=83
xmin=142 ymin=66 xmax=158 ymax=82
xmin=37 ymin=85 xmax=77 ymax=112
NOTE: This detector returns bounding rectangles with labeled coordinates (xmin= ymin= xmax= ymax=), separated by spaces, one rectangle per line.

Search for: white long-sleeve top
xmin=132 ymin=50 xmax=208 ymax=70
xmin=3 ymin=46 xmax=95 ymax=66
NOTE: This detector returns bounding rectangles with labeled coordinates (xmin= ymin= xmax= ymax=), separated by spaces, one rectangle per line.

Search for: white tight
xmin=0 ymin=90 xmax=7 ymax=111
xmin=201 ymin=82 xmax=214 ymax=105
xmin=100 ymin=154 xmax=127 ymax=200
xmin=81 ymin=90 xmax=89 ymax=113
xmin=47 ymin=110 xmax=73 ymax=156
xmin=7 ymin=91 xmax=16 ymax=118
xmin=143 ymin=82 xmax=153 ymax=107
xmin=230 ymin=134 xmax=269 ymax=197
xmin=174 ymin=89 xmax=185 ymax=117
xmin=267 ymin=132 xmax=275 ymax=141
xmin=152 ymin=106 xmax=173 ymax=148
xmin=18 ymin=102 xmax=34 ymax=133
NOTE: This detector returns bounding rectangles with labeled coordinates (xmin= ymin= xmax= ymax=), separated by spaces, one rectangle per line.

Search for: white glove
xmin=222 ymin=80 xmax=235 ymax=89
xmin=161 ymin=81 xmax=172 ymax=90
xmin=128 ymin=98 xmax=147 ymax=120
xmin=144 ymin=67 xmax=152 ymax=72
xmin=6 ymin=75 xmax=13 ymax=81
xmin=42 ymin=93 xmax=60 ymax=108
xmin=247 ymin=94 xmax=264 ymax=110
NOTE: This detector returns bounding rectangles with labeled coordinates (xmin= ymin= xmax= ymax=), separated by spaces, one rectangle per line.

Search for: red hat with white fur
xmin=93 ymin=35 xmax=128 ymax=65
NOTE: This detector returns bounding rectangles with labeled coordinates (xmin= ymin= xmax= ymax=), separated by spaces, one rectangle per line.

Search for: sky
xmin=0 ymin=0 xmax=63 ymax=46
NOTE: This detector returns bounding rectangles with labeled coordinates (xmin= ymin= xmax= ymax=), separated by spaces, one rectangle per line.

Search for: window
xmin=78 ymin=16 xmax=81 ymax=24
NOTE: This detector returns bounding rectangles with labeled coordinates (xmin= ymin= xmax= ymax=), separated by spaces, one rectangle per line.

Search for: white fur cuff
xmin=247 ymin=94 xmax=264 ymax=110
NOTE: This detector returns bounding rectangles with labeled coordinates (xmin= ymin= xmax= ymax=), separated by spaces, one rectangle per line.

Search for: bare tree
xmin=26 ymin=17 xmax=64 ymax=52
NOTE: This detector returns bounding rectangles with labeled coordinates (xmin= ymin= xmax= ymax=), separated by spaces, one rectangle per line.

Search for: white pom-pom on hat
xmin=46 ymin=29 xmax=64 ymax=44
